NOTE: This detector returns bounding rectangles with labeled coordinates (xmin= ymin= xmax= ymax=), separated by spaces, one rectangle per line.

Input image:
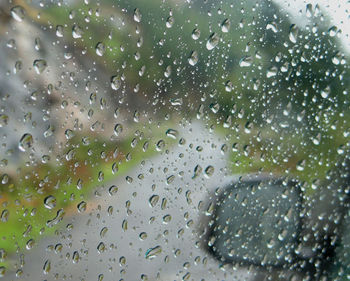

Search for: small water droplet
xmin=0 ymin=114 xmax=9 ymax=127
xmin=204 ymin=165 xmax=214 ymax=177
xmin=165 ymin=129 xmax=178 ymax=139
xmin=139 ymin=232 xmax=147 ymax=240
xmin=43 ymin=260 xmax=51 ymax=274
xmin=1 ymin=210 xmax=9 ymax=222
xmin=72 ymin=251 xmax=80 ymax=263
xmin=328 ymin=26 xmax=338 ymax=37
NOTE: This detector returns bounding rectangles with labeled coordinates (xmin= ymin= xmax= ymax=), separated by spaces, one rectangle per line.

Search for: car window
xmin=0 ymin=0 xmax=349 ymax=280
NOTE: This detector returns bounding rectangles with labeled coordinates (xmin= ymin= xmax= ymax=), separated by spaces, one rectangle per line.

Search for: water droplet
xmin=1 ymin=210 xmax=9 ymax=222
xmin=206 ymin=33 xmax=219 ymax=50
xmin=192 ymin=165 xmax=202 ymax=179
xmin=72 ymin=251 xmax=80 ymax=263
xmin=166 ymin=16 xmax=174 ymax=28
xmin=108 ymin=185 xmax=118 ymax=196
xmin=188 ymin=50 xmax=198 ymax=66
xmin=43 ymin=260 xmax=51 ymax=274
xmin=11 ymin=6 xmax=25 ymax=22
xmin=239 ymin=55 xmax=253 ymax=67
xmin=328 ymin=26 xmax=338 ymax=37
xmin=56 ymin=25 xmax=64 ymax=37
xmin=191 ymin=28 xmax=200 ymax=40
xmin=134 ymin=8 xmax=142 ymax=22
xmin=166 ymin=175 xmax=175 ymax=184
xmin=221 ymin=18 xmax=230 ymax=33
xmin=139 ymin=232 xmax=147 ymax=240
xmin=321 ymin=86 xmax=331 ymax=98
xmin=204 ymin=165 xmax=214 ymax=177
xmin=95 ymin=42 xmax=106 ymax=56
xmin=72 ymin=24 xmax=83 ymax=38
xmin=156 ymin=140 xmax=165 ymax=151
xmin=114 ymin=123 xmax=123 ymax=136
xmin=97 ymin=242 xmax=106 ymax=254
xmin=266 ymin=66 xmax=278 ymax=78
xmin=289 ymin=24 xmax=299 ymax=44
xmin=149 ymin=195 xmax=159 ymax=208
xmin=111 ymin=76 xmax=121 ymax=90
xmin=165 ymin=129 xmax=178 ymax=139
xmin=33 ymin=59 xmax=47 ymax=74
xmin=0 ymin=115 xmax=9 ymax=127
xmin=44 ymin=195 xmax=56 ymax=209
xmin=145 ymin=246 xmax=162 ymax=260
xmin=163 ymin=214 xmax=171 ymax=223
xmin=164 ymin=65 xmax=171 ymax=78
xmin=122 ymin=219 xmax=128 ymax=231
xmin=296 ymin=160 xmax=305 ymax=171
xmin=46 ymin=209 xmax=65 ymax=227
xmin=77 ymin=201 xmax=87 ymax=213
xmin=306 ymin=3 xmax=313 ymax=18
xmin=100 ymin=227 xmax=108 ymax=238
xmin=18 ymin=133 xmax=33 ymax=152
xmin=266 ymin=21 xmax=278 ymax=33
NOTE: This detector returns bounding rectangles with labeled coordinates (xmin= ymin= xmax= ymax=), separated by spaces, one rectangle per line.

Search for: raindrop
xmin=114 ymin=124 xmax=123 ymax=136
xmin=139 ymin=232 xmax=147 ymax=240
xmin=266 ymin=21 xmax=278 ymax=33
xmin=100 ymin=227 xmax=108 ymax=238
xmin=44 ymin=195 xmax=56 ymax=209
xmin=289 ymin=24 xmax=299 ymax=44
xmin=33 ymin=59 xmax=47 ymax=74
xmin=188 ymin=50 xmax=198 ymax=66
xmin=328 ymin=26 xmax=338 ymax=37
xmin=166 ymin=16 xmax=174 ymax=28
xmin=72 ymin=24 xmax=83 ymax=38
xmin=97 ymin=242 xmax=106 ymax=254
xmin=18 ymin=133 xmax=33 ymax=152
xmin=0 ymin=114 xmax=9 ymax=127
xmin=1 ymin=210 xmax=9 ymax=222
xmin=43 ymin=260 xmax=51 ymax=274
xmin=149 ymin=195 xmax=159 ymax=208
xmin=191 ymin=28 xmax=200 ymax=40
xmin=122 ymin=219 xmax=128 ymax=231
xmin=206 ymin=33 xmax=219 ymax=50
xmin=95 ymin=42 xmax=106 ymax=56
xmin=221 ymin=18 xmax=230 ymax=33
xmin=108 ymin=185 xmax=118 ymax=196
xmin=145 ymin=246 xmax=162 ymax=260
xmin=11 ymin=6 xmax=25 ymax=22
xmin=72 ymin=251 xmax=80 ymax=263
xmin=134 ymin=8 xmax=142 ymax=22
xmin=166 ymin=175 xmax=175 ymax=184
xmin=239 ymin=56 xmax=253 ymax=67
xmin=156 ymin=140 xmax=165 ymax=151
xmin=111 ymin=76 xmax=121 ymax=90
xmin=77 ymin=201 xmax=87 ymax=213
xmin=166 ymin=129 xmax=178 ymax=139
xmin=204 ymin=166 xmax=214 ymax=177
xmin=56 ymin=25 xmax=64 ymax=37
xmin=266 ymin=66 xmax=278 ymax=78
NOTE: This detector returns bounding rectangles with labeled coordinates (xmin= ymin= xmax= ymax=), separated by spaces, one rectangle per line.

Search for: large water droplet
xmin=145 ymin=246 xmax=162 ymax=260
xmin=11 ymin=6 xmax=25 ymax=22
xmin=206 ymin=33 xmax=220 ymax=50
xmin=18 ymin=133 xmax=33 ymax=152
xmin=111 ymin=76 xmax=121 ymax=90
xmin=149 ymin=195 xmax=159 ymax=208
xmin=72 ymin=24 xmax=83 ymax=38
xmin=239 ymin=55 xmax=253 ymax=67
xmin=191 ymin=28 xmax=200 ymax=40
xmin=188 ymin=51 xmax=198 ymax=66
xmin=221 ymin=19 xmax=230 ymax=33
xmin=33 ymin=59 xmax=47 ymax=74
xmin=166 ymin=16 xmax=174 ymax=28
xmin=95 ymin=42 xmax=106 ymax=56
xmin=44 ymin=195 xmax=56 ymax=209
xmin=289 ymin=24 xmax=299 ymax=44
xmin=134 ymin=8 xmax=142 ymax=22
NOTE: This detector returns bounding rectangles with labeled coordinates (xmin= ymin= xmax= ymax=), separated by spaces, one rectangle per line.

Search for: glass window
xmin=0 ymin=0 xmax=349 ymax=280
